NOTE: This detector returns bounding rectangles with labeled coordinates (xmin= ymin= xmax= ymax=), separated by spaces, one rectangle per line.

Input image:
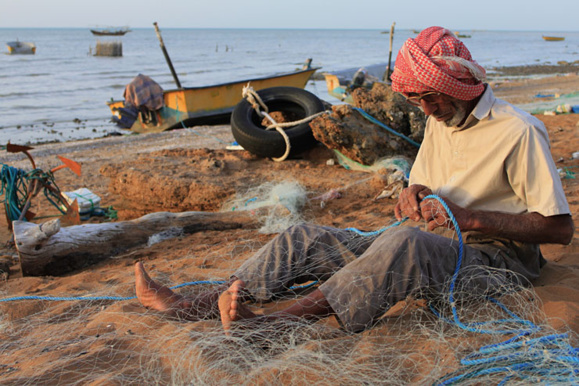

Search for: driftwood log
xmin=13 ymin=209 xmax=264 ymax=276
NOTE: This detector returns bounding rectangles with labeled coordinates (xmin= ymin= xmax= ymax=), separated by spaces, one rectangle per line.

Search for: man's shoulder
xmin=489 ymin=98 xmax=547 ymax=137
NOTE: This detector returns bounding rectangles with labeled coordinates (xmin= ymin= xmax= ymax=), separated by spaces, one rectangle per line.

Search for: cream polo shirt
xmin=409 ymin=86 xmax=570 ymax=217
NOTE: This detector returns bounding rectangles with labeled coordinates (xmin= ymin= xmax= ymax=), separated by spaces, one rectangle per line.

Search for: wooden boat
xmin=108 ymin=66 xmax=318 ymax=133
xmin=90 ymin=27 xmax=131 ymax=36
xmin=6 ymin=40 xmax=36 ymax=55
xmin=542 ymin=35 xmax=565 ymax=41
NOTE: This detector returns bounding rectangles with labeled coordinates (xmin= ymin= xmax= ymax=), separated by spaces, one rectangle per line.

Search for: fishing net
xmin=220 ymin=180 xmax=308 ymax=234
xmin=0 ymin=183 xmax=577 ymax=385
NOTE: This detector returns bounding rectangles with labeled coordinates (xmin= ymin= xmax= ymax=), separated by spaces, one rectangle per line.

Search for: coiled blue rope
xmin=1 ymin=163 xmax=69 ymax=223
xmin=1 ymin=164 xmax=29 ymax=222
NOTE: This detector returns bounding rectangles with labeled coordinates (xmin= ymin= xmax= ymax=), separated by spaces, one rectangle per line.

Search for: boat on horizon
xmin=454 ymin=31 xmax=472 ymax=38
xmin=6 ymin=40 xmax=36 ymax=55
xmin=90 ymin=27 xmax=131 ymax=36
xmin=108 ymin=64 xmax=318 ymax=133
xmin=542 ymin=35 xmax=565 ymax=41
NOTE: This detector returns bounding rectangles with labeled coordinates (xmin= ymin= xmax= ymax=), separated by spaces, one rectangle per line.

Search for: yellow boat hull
xmin=542 ymin=36 xmax=565 ymax=41
xmin=108 ymin=68 xmax=317 ymax=133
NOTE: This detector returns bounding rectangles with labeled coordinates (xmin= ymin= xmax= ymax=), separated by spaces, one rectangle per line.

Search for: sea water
xmin=0 ymin=28 xmax=578 ymax=145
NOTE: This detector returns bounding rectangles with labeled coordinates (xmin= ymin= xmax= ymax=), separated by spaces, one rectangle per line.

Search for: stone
xmin=309 ymin=82 xmax=425 ymax=165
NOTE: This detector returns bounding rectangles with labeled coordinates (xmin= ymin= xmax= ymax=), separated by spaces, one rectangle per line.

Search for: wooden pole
xmin=384 ymin=22 xmax=396 ymax=82
xmin=153 ymin=22 xmax=182 ymax=89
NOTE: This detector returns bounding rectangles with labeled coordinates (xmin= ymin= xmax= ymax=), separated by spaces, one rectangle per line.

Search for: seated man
xmin=135 ymin=26 xmax=573 ymax=335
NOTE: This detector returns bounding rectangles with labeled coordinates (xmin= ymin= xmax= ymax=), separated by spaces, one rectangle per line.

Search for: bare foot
xmin=135 ymin=262 xmax=184 ymax=315
xmin=218 ymin=280 xmax=257 ymax=336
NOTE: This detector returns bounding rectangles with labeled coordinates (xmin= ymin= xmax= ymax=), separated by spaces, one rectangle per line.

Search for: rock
xmin=352 ymin=82 xmax=426 ymax=144
xmin=309 ymin=82 xmax=425 ymax=165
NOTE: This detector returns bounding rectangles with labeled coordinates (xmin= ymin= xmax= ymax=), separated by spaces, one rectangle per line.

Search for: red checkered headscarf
xmin=391 ymin=26 xmax=486 ymax=100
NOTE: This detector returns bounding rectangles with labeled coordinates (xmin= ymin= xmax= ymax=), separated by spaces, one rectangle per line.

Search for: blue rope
xmin=1 ymin=164 xmax=70 ymax=222
xmin=0 ymin=279 xmax=319 ymax=303
xmin=351 ymin=107 xmax=421 ymax=148
xmin=421 ymin=194 xmax=579 ymax=385
xmin=1 ymin=164 xmax=29 ymax=222
xmin=345 ymin=217 xmax=408 ymax=236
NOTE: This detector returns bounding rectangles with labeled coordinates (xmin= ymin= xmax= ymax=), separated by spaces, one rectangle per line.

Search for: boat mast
xmin=153 ymin=22 xmax=183 ymax=89
xmin=384 ymin=22 xmax=395 ymax=82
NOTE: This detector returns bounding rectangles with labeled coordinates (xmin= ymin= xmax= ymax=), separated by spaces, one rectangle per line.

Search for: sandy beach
xmin=0 ymin=73 xmax=578 ymax=384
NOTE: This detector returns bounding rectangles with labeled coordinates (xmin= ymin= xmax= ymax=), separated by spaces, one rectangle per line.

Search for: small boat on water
xmin=90 ymin=27 xmax=131 ymax=36
xmin=542 ymin=35 xmax=565 ymax=41
xmin=454 ymin=31 xmax=471 ymax=38
xmin=108 ymin=65 xmax=318 ymax=133
xmin=6 ymin=40 xmax=36 ymax=55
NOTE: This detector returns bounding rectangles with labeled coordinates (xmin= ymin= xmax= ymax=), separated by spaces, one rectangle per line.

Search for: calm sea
xmin=1 ymin=28 xmax=578 ymax=145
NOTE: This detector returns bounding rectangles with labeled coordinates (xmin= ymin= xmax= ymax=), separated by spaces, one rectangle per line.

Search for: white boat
xmin=6 ymin=40 xmax=36 ymax=55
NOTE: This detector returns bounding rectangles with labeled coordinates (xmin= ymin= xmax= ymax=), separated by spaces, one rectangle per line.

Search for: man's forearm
xmin=464 ymin=211 xmax=574 ymax=245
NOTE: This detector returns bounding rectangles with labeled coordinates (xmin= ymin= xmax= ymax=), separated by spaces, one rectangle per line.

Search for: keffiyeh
xmin=391 ymin=26 xmax=486 ymax=100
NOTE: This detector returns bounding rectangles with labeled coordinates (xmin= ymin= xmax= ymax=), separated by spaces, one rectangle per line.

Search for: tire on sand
xmin=231 ymin=86 xmax=326 ymax=159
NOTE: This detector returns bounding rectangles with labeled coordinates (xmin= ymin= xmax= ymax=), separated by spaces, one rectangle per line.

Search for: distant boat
xmin=542 ymin=35 xmax=565 ymax=41
xmin=6 ymin=40 xmax=36 ymax=55
xmin=90 ymin=27 xmax=131 ymax=36
xmin=454 ymin=31 xmax=471 ymax=38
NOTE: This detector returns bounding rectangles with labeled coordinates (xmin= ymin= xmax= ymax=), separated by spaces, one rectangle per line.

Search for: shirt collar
xmin=457 ymin=84 xmax=495 ymax=130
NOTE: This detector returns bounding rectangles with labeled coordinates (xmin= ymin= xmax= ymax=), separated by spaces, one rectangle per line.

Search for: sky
xmin=1 ymin=0 xmax=578 ymax=31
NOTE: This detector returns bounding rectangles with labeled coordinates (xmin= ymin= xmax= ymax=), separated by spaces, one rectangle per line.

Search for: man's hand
xmin=395 ymin=184 xmax=433 ymax=222
xmin=396 ymin=184 xmax=471 ymax=231
xmin=419 ymin=196 xmax=470 ymax=231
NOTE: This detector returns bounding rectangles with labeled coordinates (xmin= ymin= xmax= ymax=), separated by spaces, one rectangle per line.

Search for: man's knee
xmin=381 ymin=226 xmax=429 ymax=250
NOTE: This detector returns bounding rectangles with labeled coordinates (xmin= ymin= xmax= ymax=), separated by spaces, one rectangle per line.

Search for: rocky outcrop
xmin=310 ymin=82 xmax=425 ymax=165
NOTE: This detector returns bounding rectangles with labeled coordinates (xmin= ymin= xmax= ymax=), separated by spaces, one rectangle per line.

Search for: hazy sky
xmin=2 ymin=0 xmax=578 ymax=31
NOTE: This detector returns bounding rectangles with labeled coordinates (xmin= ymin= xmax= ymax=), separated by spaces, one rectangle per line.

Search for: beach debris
xmin=61 ymin=188 xmax=101 ymax=215
xmin=556 ymin=104 xmax=573 ymax=114
xmin=374 ymin=170 xmax=407 ymax=201
xmin=558 ymin=167 xmax=576 ymax=179
xmin=2 ymin=143 xmax=82 ymax=230
xmin=225 ymin=141 xmax=244 ymax=151
xmin=312 ymin=188 xmax=342 ymax=208
xmin=13 ymin=208 xmax=270 ymax=276
xmin=534 ymin=92 xmax=559 ymax=98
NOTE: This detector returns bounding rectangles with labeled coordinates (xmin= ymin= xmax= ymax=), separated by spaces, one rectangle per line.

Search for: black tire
xmin=231 ymin=86 xmax=325 ymax=158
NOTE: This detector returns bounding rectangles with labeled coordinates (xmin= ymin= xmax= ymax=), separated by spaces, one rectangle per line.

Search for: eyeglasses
xmin=404 ymin=91 xmax=442 ymax=107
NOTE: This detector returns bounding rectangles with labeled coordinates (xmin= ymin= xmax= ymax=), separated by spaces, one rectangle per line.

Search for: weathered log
xmin=13 ymin=209 xmax=264 ymax=276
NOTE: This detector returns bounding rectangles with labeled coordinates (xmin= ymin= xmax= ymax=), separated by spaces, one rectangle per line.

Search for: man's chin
xmin=443 ymin=110 xmax=467 ymax=127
